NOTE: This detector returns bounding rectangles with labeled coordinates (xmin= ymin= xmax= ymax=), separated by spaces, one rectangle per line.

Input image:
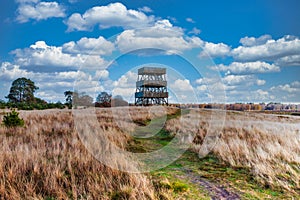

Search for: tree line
xmin=1 ymin=77 xmax=128 ymax=110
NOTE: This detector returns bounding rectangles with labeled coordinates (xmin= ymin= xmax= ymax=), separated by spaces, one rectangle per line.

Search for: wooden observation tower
xmin=135 ymin=67 xmax=168 ymax=106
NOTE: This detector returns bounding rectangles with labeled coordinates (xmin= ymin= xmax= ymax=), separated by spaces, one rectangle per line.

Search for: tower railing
xmin=135 ymin=67 xmax=168 ymax=106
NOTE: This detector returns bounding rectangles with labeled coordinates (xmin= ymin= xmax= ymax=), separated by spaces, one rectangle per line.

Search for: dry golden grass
xmin=0 ymin=108 xmax=167 ymax=199
xmin=2 ymin=106 xmax=298 ymax=198
xmin=165 ymin=109 xmax=300 ymax=193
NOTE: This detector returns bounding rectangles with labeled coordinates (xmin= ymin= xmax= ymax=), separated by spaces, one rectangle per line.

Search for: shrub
xmin=2 ymin=109 xmax=24 ymax=127
xmin=171 ymin=181 xmax=189 ymax=192
xmin=0 ymin=100 xmax=6 ymax=109
xmin=291 ymin=112 xmax=300 ymax=116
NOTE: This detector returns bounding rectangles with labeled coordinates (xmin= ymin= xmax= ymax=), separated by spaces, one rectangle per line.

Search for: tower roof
xmin=138 ymin=67 xmax=166 ymax=75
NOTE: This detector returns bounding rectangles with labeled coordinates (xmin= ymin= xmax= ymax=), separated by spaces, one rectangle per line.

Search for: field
xmin=0 ymin=107 xmax=299 ymax=199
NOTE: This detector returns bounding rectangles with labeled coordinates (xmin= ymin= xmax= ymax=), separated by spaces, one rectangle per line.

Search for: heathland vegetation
xmin=0 ymin=106 xmax=299 ymax=199
xmin=165 ymin=109 xmax=300 ymax=197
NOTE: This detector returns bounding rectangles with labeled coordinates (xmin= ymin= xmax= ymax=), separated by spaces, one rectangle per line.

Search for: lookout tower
xmin=135 ymin=67 xmax=168 ymax=106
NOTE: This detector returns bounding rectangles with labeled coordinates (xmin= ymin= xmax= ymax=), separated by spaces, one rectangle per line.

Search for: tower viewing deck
xmin=135 ymin=67 xmax=168 ymax=105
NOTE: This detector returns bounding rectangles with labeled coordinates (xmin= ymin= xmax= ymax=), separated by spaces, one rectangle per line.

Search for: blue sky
xmin=0 ymin=0 xmax=299 ymax=103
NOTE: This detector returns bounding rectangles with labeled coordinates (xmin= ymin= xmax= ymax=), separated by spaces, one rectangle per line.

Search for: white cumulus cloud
xmin=186 ymin=18 xmax=195 ymax=23
xmin=196 ymin=74 xmax=266 ymax=94
xmin=16 ymin=1 xmax=65 ymax=23
xmin=170 ymin=79 xmax=194 ymax=92
xmin=239 ymin=34 xmax=272 ymax=47
xmin=62 ymin=36 xmax=115 ymax=55
xmin=11 ymin=41 xmax=109 ymax=70
xmin=269 ymin=81 xmax=300 ymax=102
xmin=256 ymin=79 xmax=266 ymax=86
xmin=169 ymin=78 xmax=199 ymax=103
xmin=274 ymin=55 xmax=300 ymax=66
xmin=0 ymin=62 xmax=34 ymax=81
xmin=222 ymin=75 xmax=252 ymax=85
xmin=232 ymin=35 xmax=300 ymax=62
xmin=212 ymin=61 xmax=280 ymax=74
xmin=113 ymin=71 xmax=137 ymax=88
xmin=65 ymin=2 xmax=155 ymax=31
xmin=138 ymin=6 xmax=153 ymax=13
xmin=111 ymin=71 xmax=137 ymax=101
xmin=222 ymin=74 xmax=265 ymax=86
xmin=188 ymin=27 xmax=201 ymax=35
xmin=271 ymin=81 xmax=300 ymax=93
xmin=116 ymin=20 xmax=203 ymax=54
xmin=199 ymin=42 xmax=231 ymax=58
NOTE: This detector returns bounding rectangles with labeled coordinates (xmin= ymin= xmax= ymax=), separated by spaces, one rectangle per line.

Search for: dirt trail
xmin=175 ymin=168 xmax=241 ymax=200
xmin=188 ymin=175 xmax=240 ymax=199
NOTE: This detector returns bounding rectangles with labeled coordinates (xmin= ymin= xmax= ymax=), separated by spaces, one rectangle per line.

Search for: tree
xmin=95 ymin=92 xmax=112 ymax=107
xmin=64 ymin=91 xmax=94 ymax=108
xmin=73 ymin=92 xmax=93 ymax=107
xmin=6 ymin=77 xmax=38 ymax=103
xmin=111 ymin=95 xmax=128 ymax=107
xmin=64 ymin=90 xmax=73 ymax=108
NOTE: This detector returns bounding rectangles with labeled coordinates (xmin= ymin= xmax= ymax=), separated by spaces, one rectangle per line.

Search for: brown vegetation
xmin=0 ymin=108 xmax=168 ymax=199
xmin=165 ymin=109 xmax=300 ymax=193
xmin=1 ymin=107 xmax=299 ymax=198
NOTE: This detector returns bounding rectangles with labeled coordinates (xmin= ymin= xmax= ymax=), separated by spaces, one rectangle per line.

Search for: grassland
xmin=0 ymin=107 xmax=299 ymax=199
xmin=0 ymin=108 xmax=160 ymax=199
xmin=165 ymin=109 xmax=300 ymax=199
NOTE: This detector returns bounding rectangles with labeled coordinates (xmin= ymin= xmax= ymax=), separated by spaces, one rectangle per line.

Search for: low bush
xmin=2 ymin=109 xmax=24 ymax=127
